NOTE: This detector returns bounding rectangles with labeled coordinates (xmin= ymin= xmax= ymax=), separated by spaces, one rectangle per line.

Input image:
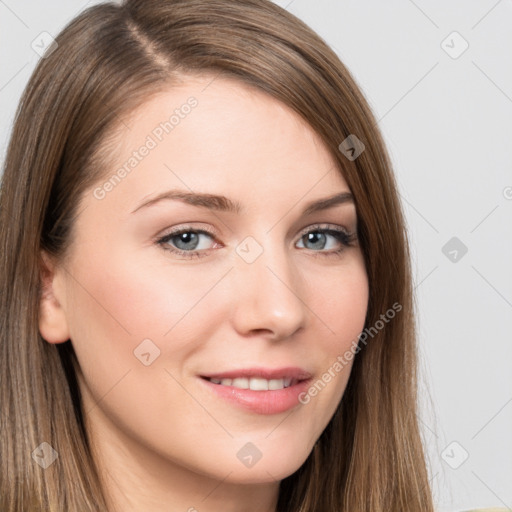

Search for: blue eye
xmin=296 ymin=228 xmax=353 ymax=254
xmin=156 ymin=224 xmax=356 ymax=260
xmin=157 ymin=228 xmax=216 ymax=259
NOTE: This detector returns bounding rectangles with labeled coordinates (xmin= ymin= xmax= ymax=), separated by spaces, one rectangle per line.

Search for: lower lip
xmin=199 ymin=377 xmax=312 ymax=415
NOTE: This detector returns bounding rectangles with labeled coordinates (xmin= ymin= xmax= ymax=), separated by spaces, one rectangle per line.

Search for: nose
xmin=229 ymin=237 xmax=308 ymax=340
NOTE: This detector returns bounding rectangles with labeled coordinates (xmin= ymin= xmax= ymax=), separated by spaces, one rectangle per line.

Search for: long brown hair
xmin=0 ymin=0 xmax=435 ymax=510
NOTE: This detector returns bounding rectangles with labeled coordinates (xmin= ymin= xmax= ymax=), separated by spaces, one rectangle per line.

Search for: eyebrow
xmin=131 ymin=189 xmax=354 ymax=216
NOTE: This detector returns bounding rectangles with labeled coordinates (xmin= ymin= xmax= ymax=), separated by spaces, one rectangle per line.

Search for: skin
xmin=38 ymin=74 xmax=369 ymax=512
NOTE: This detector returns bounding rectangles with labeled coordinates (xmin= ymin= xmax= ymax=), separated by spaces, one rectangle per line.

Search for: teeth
xmin=207 ymin=376 xmax=296 ymax=390
xmin=250 ymin=377 xmax=269 ymax=390
xmin=268 ymin=378 xmax=284 ymax=390
xmin=232 ymin=377 xmax=249 ymax=389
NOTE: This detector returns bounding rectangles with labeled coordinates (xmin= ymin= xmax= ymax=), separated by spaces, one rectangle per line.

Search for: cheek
xmin=307 ymin=259 xmax=369 ymax=400
xmin=64 ymin=251 xmax=226 ymax=437
xmin=65 ymin=249 xmax=230 ymax=373
xmin=316 ymin=258 xmax=369 ymax=347
xmin=70 ymin=248 xmax=213 ymax=334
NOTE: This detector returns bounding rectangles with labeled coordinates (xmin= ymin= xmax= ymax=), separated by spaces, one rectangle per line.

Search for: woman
xmin=0 ymin=0 xmax=436 ymax=510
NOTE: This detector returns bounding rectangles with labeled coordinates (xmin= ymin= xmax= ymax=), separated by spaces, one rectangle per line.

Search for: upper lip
xmin=200 ymin=367 xmax=312 ymax=381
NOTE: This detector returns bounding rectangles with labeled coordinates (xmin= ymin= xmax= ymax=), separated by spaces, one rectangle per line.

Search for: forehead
xmin=113 ymin=73 xmax=334 ymax=163
xmin=85 ymin=73 xmax=351 ymax=218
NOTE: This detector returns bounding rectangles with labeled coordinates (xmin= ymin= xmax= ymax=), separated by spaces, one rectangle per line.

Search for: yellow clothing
xmin=460 ymin=509 xmax=511 ymax=511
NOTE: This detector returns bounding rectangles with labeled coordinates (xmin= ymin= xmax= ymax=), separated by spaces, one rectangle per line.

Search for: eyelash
xmin=155 ymin=224 xmax=357 ymax=260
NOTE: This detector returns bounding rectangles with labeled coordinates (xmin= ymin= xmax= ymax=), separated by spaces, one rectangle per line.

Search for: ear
xmin=38 ymin=250 xmax=71 ymax=344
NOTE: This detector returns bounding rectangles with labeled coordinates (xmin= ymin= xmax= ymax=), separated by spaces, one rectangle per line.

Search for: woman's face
xmin=40 ymin=75 xmax=368 ymax=487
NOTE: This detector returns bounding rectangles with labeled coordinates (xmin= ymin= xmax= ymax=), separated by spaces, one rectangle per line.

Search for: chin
xmin=213 ymin=447 xmax=313 ymax=484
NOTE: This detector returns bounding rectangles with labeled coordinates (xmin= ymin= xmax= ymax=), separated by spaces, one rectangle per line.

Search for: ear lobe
xmin=38 ymin=250 xmax=70 ymax=344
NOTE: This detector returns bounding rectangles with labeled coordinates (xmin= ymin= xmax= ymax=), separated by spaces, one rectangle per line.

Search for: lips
xmin=198 ymin=367 xmax=313 ymax=414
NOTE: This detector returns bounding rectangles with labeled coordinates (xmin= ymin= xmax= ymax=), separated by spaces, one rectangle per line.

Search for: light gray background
xmin=1 ymin=1 xmax=511 ymax=510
